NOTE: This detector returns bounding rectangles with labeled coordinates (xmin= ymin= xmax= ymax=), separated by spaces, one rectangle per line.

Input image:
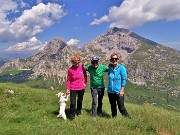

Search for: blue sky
xmin=0 ymin=0 xmax=180 ymax=58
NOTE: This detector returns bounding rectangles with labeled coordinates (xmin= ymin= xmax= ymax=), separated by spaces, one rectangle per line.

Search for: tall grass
xmin=0 ymin=83 xmax=179 ymax=135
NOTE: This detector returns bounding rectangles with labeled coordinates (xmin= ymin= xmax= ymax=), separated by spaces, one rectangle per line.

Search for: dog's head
xmin=56 ymin=92 xmax=64 ymax=98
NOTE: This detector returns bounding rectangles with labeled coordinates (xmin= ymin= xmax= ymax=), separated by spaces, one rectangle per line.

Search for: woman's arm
xmin=66 ymin=69 xmax=71 ymax=95
xmin=82 ymin=66 xmax=87 ymax=85
xmin=119 ymin=66 xmax=127 ymax=97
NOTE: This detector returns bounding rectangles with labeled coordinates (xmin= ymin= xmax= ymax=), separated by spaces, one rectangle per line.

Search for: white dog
xmin=7 ymin=89 xmax=14 ymax=98
xmin=8 ymin=89 xmax=14 ymax=94
xmin=56 ymin=92 xmax=69 ymax=120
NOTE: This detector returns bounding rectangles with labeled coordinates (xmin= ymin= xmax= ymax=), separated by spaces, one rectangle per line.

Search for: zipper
xmin=111 ymin=67 xmax=114 ymax=92
xmin=112 ymin=71 xmax=114 ymax=92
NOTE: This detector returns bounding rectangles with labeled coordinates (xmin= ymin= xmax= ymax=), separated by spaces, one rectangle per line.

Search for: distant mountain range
xmin=0 ymin=51 xmax=37 ymax=60
xmin=0 ymin=27 xmax=179 ymax=108
xmin=0 ymin=57 xmax=7 ymax=67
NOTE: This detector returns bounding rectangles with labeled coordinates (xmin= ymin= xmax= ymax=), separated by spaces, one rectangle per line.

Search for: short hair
xmin=110 ymin=53 xmax=120 ymax=59
xmin=71 ymin=54 xmax=81 ymax=63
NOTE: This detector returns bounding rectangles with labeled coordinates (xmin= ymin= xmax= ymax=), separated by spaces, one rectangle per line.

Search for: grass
xmin=132 ymin=44 xmax=152 ymax=62
xmin=125 ymin=81 xmax=180 ymax=111
xmin=0 ymin=83 xmax=180 ymax=135
xmin=0 ymin=70 xmax=26 ymax=76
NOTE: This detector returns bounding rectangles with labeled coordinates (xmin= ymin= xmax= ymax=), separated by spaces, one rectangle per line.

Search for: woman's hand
xmin=82 ymin=62 xmax=89 ymax=66
xmin=83 ymin=83 xmax=86 ymax=87
xmin=119 ymin=87 xmax=124 ymax=97
xmin=119 ymin=92 xmax=124 ymax=97
xmin=66 ymin=89 xmax=70 ymax=95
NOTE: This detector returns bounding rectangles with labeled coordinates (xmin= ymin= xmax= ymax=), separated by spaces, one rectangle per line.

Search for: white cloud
xmin=0 ymin=0 xmax=17 ymax=12
xmin=19 ymin=0 xmax=28 ymax=8
xmin=0 ymin=1 xmax=66 ymax=42
xmin=29 ymin=37 xmax=38 ymax=43
xmin=0 ymin=0 xmax=17 ymax=28
xmin=5 ymin=37 xmax=47 ymax=52
xmin=91 ymin=0 xmax=180 ymax=29
xmin=36 ymin=0 xmax=43 ymax=4
xmin=67 ymin=39 xmax=80 ymax=46
xmin=91 ymin=15 xmax=110 ymax=25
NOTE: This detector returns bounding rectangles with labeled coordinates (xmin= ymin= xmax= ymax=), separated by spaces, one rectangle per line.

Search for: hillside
xmin=0 ymin=57 xmax=6 ymax=67
xmin=0 ymin=83 xmax=179 ymax=135
xmin=0 ymin=27 xmax=179 ymax=111
xmin=125 ymin=44 xmax=180 ymax=110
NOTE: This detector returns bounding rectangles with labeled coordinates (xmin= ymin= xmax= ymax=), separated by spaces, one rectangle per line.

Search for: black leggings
xmin=70 ymin=89 xmax=84 ymax=117
xmin=108 ymin=92 xmax=129 ymax=117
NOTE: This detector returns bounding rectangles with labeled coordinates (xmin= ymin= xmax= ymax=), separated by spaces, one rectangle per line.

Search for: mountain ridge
xmin=0 ymin=27 xmax=179 ymax=105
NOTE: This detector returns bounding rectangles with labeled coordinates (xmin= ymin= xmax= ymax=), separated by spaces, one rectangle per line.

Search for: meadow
xmin=0 ymin=82 xmax=180 ymax=135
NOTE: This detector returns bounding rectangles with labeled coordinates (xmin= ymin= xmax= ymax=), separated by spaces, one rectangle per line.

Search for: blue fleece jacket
xmin=108 ymin=64 xmax=127 ymax=94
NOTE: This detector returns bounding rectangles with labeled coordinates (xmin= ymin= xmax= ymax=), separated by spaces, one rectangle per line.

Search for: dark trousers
xmin=108 ymin=92 xmax=129 ymax=117
xmin=91 ymin=88 xmax=104 ymax=117
xmin=70 ymin=89 xmax=84 ymax=117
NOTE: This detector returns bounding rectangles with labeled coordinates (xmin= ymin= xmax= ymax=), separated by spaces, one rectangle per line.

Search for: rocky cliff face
xmin=85 ymin=27 xmax=142 ymax=61
xmin=0 ymin=27 xmax=179 ymax=98
xmin=20 ymin=37 xmax=82 ymax=84
xmin=125 ymin=44 xmax=180 ymax=97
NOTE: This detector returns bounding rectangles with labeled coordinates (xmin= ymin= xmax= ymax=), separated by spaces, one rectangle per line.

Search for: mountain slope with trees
xmin=0 ymin=27 xmax=179 ymax=110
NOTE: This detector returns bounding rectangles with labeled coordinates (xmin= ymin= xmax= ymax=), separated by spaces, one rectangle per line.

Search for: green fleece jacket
xmin=84 ymin=64 xmax=109 ymax=88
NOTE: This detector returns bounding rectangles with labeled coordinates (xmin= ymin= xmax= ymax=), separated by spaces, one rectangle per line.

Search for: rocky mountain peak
xmin=89 ymin=27 xmax=141 ymax=60
xmin=107 ymin=27 xmax=130 ymax=34
xmin=31 ymin=36 xmax=67 ymax=61
xmin=42 ymin=36 xmax=67 ymax=54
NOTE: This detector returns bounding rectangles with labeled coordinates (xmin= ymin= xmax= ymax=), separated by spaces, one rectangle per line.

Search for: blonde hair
xmin=110 ymin=53 xmax=120 ymax=59
xmin=71 ymin=54 xmax=81 ymax=63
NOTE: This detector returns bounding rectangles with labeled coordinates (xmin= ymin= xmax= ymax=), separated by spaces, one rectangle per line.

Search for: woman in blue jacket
xmin=108 ymin=53 xmax=129 ymax=118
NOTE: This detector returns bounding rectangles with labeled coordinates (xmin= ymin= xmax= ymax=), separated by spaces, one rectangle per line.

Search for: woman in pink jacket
xmin=66 ymin=54 xmax=87 ymax=120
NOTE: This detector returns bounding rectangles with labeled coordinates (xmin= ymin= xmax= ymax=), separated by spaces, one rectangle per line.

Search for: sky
xmin=0 ymin=0 xmax=180 ymax=58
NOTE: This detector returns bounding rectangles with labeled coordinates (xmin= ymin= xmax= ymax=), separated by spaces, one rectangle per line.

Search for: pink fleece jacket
xmin=66 ymin=65 xmax=87 ymax=90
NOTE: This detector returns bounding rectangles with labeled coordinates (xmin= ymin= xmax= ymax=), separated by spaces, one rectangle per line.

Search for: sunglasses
xmin=73 ymin=60 xmax=80 ymax=62
xmin=110 ymin=58 xmax=119 ymax=61
xmin=91 ymin=61 xmax=98 ymax=64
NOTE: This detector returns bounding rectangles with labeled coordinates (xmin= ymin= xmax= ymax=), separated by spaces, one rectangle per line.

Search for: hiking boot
xmin=69 ymin=114 xmax=75 ymax=120
xmin=76 ymin=111 xmax=81 ymax=116
xmin=97 ymin=109 xmax=102 ymax=116
xmin=122 ymin=114 xmax=131 ymax=119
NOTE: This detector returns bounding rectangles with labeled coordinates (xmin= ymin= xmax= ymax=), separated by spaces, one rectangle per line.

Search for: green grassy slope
xmin=125 ymin=81 xmax=180 ymax=112
xmin=126 ymin=44 xmax=180 ymax=111
xmin=0 ymin=83 xmax=179 ymax=135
